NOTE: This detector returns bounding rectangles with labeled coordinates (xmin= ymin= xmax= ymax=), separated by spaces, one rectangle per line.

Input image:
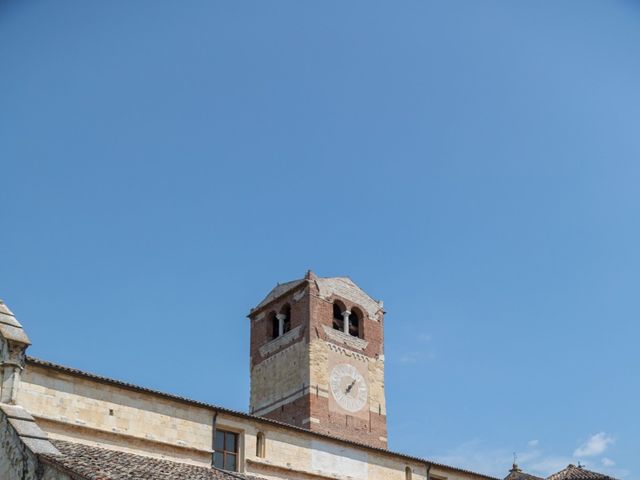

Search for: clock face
xmin=329 ymin=363 xmax=368 ymax=413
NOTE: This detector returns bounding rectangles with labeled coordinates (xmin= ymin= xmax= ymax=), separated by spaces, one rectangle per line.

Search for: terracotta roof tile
xmin=547 ymin=465 xmax=618 ymax=480
xmin=504 ymin=468 xmax=544 ymax=480
xmin=42 ymin=440 xmax=266 ymax=480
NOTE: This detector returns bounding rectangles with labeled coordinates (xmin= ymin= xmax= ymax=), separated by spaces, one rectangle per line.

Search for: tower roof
xmin=547 ymin=465 xmax=618 ymax=480
xmin=251 ymin=272 xmax=383 ymax=318
xmin=252 ymin=278 xmax=307 ymax=311
xmin=504 ymin=464 xmax=543 ymax=480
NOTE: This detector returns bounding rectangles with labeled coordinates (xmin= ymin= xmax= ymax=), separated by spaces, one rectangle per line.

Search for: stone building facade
xmin=0 ymin=273 xmax=619 ymax=480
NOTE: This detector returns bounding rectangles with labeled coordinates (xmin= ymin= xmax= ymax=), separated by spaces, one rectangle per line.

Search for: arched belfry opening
xmin=348 ymin=308 xmax=362 ymax=338
xmin=268 ymin=304 xmax=292 ymax=341
xmin=268 ymin=312 xmax=279 ymax=340
xmin=332 ymin=302 xmax=344 ymax=331
xmin=333 ymin=302 xmax=361 ymax=338
xmin=279 ymin=304 xmax=291 ymax=335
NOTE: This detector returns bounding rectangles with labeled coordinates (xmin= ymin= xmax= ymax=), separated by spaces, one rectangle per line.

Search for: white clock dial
xmin=329 ymin=363 xmax=368 ymax=413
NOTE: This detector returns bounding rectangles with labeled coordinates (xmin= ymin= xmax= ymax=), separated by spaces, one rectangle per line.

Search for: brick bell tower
xmin=248 ymin=271 xmax=388 ymax=448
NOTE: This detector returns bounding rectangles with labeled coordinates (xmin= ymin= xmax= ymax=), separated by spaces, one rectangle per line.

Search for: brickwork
xmin=250 ymin=283 xmax=311 ymax=418
xmin=262 ymin=393 xmax=311 ymax=428
xmin=250 ymin=286 xmax=310 ymax=367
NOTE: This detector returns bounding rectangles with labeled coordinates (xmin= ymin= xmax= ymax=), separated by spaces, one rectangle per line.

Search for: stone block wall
xmin=250 ymin=339 xmax=310 ymax=418
xmin=18 ymin=364 xmax=214 ymax=466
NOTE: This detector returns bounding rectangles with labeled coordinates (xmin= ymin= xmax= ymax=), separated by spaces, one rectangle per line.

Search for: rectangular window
xmin=213 ymin=429 xmax=239 ymax=471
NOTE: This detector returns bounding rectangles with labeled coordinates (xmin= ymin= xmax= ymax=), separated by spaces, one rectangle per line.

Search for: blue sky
xmin=1 ymin=1 xmax=639 ymax=477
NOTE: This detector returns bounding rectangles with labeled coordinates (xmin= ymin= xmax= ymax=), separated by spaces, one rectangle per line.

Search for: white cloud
xmin=528 ymin=440 xmax=539 ymax=448
xmin=574 ymin=433 xmax=615 ymax=458
xmin=602 ymin=458 xmax=615 ymax=467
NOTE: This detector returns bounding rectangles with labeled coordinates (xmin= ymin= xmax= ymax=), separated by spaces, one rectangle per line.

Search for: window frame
xmin=405 ymin=466 xmax=413 ymax=480
xmin=213 ymin=428 xmax=240 ymax=472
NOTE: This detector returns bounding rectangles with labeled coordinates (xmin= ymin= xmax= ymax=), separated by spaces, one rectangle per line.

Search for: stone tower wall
xmin=249 ymin=283 xmax=311 ymax=425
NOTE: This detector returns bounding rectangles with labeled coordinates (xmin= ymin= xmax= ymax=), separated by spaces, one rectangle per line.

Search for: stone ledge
xmin=259 ymin=325 xmax=303 ymax=357
xmin=322 ymin=325 xmax=368 ymax=351
xmin=1 ymin=403 xmax=34 ymax=421
xmin=8 ymin=418 xmax=48 ymax=438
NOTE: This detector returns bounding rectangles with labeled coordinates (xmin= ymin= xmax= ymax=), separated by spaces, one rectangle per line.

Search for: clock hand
xmin=345 ymin=379 xmax=357 ymax=394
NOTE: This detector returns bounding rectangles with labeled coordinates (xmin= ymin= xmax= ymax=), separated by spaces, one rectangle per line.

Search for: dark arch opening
xmin=268 ymin=312 xmax=279 ymax=340
xmin=332 ymin=302 xmax=344 ymax=331
xmin=349 ymin=308 xmax=361 ymax=338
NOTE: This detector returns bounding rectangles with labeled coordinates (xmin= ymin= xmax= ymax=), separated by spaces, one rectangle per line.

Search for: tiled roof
xmin=504 ymin=465 xmax=544 ymax=480
xmin=547 ymin=465 xmax=618 ymax=480
xmin=42 ymin=440 xmax=265 ymax=480
xmin=253 ymin=278 xmax=305 ymax=311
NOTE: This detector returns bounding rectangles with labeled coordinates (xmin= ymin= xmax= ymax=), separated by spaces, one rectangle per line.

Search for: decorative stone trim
xmin=259 ymin=326 xmax=303 ymax=357
xmin=322 ymin=325 xmax=368 ymax=351
xmin=326 ymin=342 xmax=369 ymax=363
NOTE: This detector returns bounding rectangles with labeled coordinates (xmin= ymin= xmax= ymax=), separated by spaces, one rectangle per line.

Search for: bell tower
xmin=248 ymin=271 xmax=388 ymax=448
